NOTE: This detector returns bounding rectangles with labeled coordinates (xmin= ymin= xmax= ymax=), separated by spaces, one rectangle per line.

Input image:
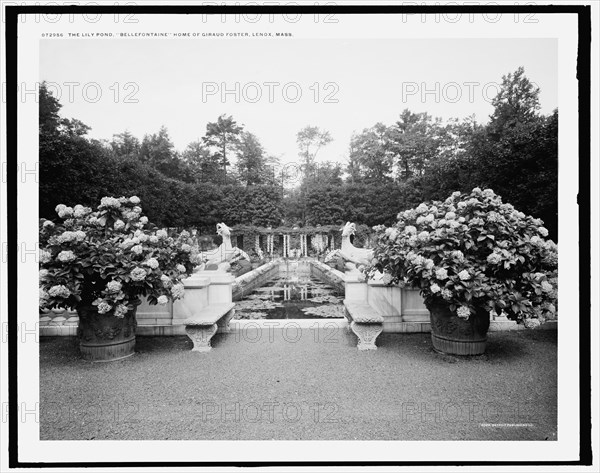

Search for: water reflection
xmin=234 ymin=275 xmax=344 ymax=320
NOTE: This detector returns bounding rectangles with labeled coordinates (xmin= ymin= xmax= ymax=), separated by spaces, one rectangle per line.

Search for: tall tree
xmin=387 ymin=110 xmax=441 ymax=180
xmin=182 ymin=140 xmax=221 ymax=183
xmin=110 ymin=130 xmax=140 ymax=160
xmin=489 ymin=66 xmax=541 ymax=133
xmin=203 ymin=114 xmax=244 ymax=178
xmin=39 ymin=82 xmax=119 ymax=217
xmin=347 ymin=123 xmax=394 ymax=182
xmin=140 ymin=126 xmax=176 ymax=171
xmin=236 ymin=131 xmax=268 ymax=186
xmin=296 ymin=125 xmax=333 ymax=178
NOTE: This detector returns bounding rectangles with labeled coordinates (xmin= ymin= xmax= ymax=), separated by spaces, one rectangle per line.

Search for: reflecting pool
xmin=234 ymin=273 xmax=345 ymax=320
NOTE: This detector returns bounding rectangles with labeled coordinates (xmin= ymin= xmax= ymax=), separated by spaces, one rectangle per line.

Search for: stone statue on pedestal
xmin=325 ymin=222 xmax=374 ymax=272
xmin=198 ymin=223 xmax=249 ymax=272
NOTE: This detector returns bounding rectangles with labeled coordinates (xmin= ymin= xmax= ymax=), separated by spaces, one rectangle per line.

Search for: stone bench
xmin=184 ymin=303 xmax=235 ymax=352
xmin=343 ymin=301 xmax=384 ymax=351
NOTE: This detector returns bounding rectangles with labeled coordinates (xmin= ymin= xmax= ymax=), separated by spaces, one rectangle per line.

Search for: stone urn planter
xmin=77 ymin=301 xmax=139 ymax=362
xmin=428 ymin=303 xmax=490 ymax=355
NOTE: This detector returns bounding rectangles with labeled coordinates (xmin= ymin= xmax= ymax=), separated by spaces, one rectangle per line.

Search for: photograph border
xmin=5 ymin=2 xmax=592 ymax=468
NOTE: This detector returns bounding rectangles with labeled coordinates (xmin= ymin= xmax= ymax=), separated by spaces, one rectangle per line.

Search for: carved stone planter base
xmin=185 ymin=324 xmax=218 ymax=352
xmin=350 ymin=321 xmax=383 ymax=350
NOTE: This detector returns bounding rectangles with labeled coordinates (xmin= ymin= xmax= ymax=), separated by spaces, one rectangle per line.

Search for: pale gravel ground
xmin=39 ymin=328 xmax=557 ymax=441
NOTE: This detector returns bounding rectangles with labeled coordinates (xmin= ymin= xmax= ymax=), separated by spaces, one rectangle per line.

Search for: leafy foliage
xmin=366 ymin=188 xmax=558 ymax=327
xmin=39 ymin=196 xmax=202 ymax=315
xmin=39 ymin=67 xmax=558 ymax=241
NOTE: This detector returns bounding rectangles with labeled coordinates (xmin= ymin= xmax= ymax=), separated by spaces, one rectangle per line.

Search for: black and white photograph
xmin=1 ymin=1 xmax=597 ymax=471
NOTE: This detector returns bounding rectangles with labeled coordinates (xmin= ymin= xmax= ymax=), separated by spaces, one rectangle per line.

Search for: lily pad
xmin=309 ymin=295 xmax=342 ymax=304
xmin=235 ymin=299 xmax=283 ymax=311
xmin=234 ymin=311 xmax=268 ymax=320
xmin=301 ymin=305 xmax=346 ymax=318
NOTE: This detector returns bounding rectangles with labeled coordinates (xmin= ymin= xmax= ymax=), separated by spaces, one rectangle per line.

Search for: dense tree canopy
xmin=38 ymin=67 xmax=558 ymax=240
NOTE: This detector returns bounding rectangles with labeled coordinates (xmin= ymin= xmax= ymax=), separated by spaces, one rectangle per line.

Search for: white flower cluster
xmin=120 ymin=237 xmax=140 ymax=249
xmin=55 ymin=204 xmax=74 ymax=219
xmin=130 ymin=267 xmax=147 ymax=281
xmin=106 ymin=280 xmax=122 ymax=293
xmin=39 ymin=250 xmax=52 ymax=264
xmin=73 ymin=205 xmax=86 ymax=218
xmin=144 ymin=258 xmax=159 ymax=269
xmin=114 ymin=304 xmax=129 ymax=318
xmin=88 ymin=216 xmax=103 ymax=227
xmin=486 ymin=251 xmax=502 ymax=265
xmin=99 ymin=197 xmax=121 ymax=209
xmin=385 ymin=227 xmax=399 ymax=241
xmin=56 ymin=230 xmax=86 ymax=244
xmin=57 ymin=250 xmax=76 ymax=262
xmin=97 ymin=301 xmax=112 ymax=314
xmin=450 ymin=250 xmax=465 ymax=262
xmin=161 ymin=274 xmax=171 ymax=287
xmin=48 ymin=285 xmax=71 ymax=298
xmin=456 ymin=306 xmax=470 ymax=319
xmin=171 ymin=283 xmax=185 ymax=299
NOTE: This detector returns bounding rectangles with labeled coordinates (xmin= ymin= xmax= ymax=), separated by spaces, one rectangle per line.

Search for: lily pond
xmin=233 ymin=273 xmax=345 ymax=320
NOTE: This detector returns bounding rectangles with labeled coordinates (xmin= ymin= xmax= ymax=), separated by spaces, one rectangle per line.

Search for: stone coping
xmin=343 ymin=301 xmax=385 ymax=324
xmin=182 ymin=276 xmax=210 ymax=289
xmin=234 ymin=260 xmax=279 ymax=285
xmin=192 ymin=270 xmax=235 ymax=285
xmin=309 ymin=259 xmax=345 ymax=280
xmin=184 ymin=303 xmax=236 ymax=326
xmin=230 ymin=318 xmax=348 ymax=329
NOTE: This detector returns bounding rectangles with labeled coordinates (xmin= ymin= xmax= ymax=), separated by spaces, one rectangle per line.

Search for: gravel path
xmin=40 ymin=327 xmax=557 ymax=441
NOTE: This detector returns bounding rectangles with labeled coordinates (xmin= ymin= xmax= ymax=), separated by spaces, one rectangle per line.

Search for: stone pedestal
xmin=185 ymin=324 xmax=218 ymax=352
xmin=172 ymin=274 xmax=210 ymax=324
xmin=203 ymin=270 xmax=235 ymax=305
xmin=350 ymin=321 xmax=383 ymax=350
xmin=345 ymin=272 xmax=368 ymax=302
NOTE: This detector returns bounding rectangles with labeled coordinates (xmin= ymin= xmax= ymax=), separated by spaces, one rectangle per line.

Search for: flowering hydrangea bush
xmin=366 ymin=188 xmax=558 ymax=326
xmin=39 ymin=196 xmax=204 ymax=317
